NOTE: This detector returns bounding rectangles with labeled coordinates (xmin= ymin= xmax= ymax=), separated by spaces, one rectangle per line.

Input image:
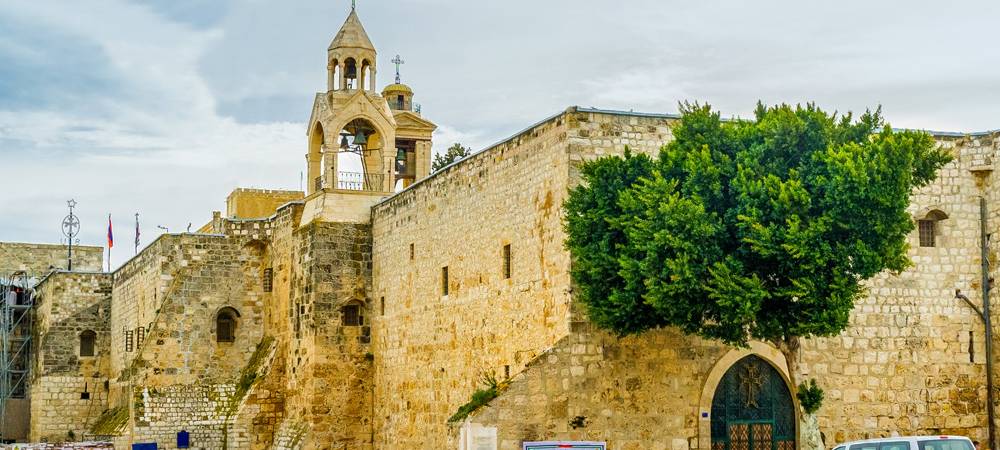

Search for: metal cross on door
xmin=710 ymin=355 xmax=796 ymax=450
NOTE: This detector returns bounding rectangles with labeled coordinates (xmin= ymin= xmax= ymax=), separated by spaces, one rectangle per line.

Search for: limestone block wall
xmin=371 ymin=109 xmax=579 ymax=448
xmin=226 ymin=188 xmax=304 ymax=219
xmin=106 ymin=233 xmax=268 ymax=449
xmin=451 ymin=325 xmax=766 ymax=450
xmin=0 ymin=242 xmax=103 ymax=276
xmin=30 ymin=272 xmax=112 ymax=443
xmin=799 ymin=133 xmax=995 ymax=444
xmin=439 ymin=113 xmax=998 ymax=450
xmin=279 ymin=221 xmax=374 ymax=450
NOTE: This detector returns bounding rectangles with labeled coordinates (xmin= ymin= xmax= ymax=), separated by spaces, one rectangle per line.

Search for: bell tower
xmin=305 ymin=4 xmax=436 ymax=203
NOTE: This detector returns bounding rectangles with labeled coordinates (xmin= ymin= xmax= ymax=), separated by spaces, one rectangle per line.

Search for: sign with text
xmin=523 ymin=442 xmax=607 ymax=450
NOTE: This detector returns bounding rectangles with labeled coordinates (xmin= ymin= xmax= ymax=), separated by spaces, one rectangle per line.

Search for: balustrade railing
xmin=338 ymin=172 xmax=384 ymax=192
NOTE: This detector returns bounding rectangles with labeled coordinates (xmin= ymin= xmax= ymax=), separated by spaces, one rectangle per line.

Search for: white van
xmin=833 ymin=436 xmax=975 ymax=450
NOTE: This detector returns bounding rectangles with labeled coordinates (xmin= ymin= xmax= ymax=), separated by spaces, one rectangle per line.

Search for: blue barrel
xmin=177 ymin=430 xmax=191 ymax=448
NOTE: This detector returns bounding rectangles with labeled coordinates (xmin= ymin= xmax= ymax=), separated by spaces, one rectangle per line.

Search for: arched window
xmin=216 ymin=307 xmax=240 ymax=343
xmin=341 ymin=301 xmax=364 ymax=327
xmin=918 ymin=209 xmax=948 ymax=248
xmin=80 ymin=330 xmax=96 ymax=357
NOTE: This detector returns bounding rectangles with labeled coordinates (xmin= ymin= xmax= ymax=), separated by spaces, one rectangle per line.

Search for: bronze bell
xmin=353 ymin=129 xmax=367 ymax=146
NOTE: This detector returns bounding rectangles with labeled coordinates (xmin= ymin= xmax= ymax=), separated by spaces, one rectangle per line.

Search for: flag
xmin=107 ymin=214 xmax=114 ymax=248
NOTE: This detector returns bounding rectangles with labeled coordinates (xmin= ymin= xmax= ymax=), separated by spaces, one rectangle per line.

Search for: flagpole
xmin=108 ymin=214 xmax=112 ymax=273
xmin=135 ymin=212 xmax=140 ymax=256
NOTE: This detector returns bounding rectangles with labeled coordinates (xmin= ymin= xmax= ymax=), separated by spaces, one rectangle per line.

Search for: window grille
xmin=342 ymin=303 xmax=363 ymax=326
xmin=263 ymin=268 xmax=274 ymax=292
xmin=125 ymin=329 xmax=134 ymax=353
xmin=918 ymin=220 xmax=935 ymax=247
xmin=442 ymin=266 xmax=449 ymax=296
xmin=502 ymin=244 xmax=512 ymax=279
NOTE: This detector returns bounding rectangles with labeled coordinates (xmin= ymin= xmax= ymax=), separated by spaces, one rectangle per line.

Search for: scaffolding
xmin=0 ymin=270 xmax=34 ymax=442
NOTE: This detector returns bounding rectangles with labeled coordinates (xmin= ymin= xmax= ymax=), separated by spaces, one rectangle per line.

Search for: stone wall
xmin=30 ymin=272 xmax=112 ymax=443
xmin=371 ymin=108 xmax=585 ymax=448
xmin=0 ymin=242 xmax=103 ymax=277
xmin=435 ymin=110 xmax=997 ymax=449
xmin=226 ymin=189 xmax=305 ymax=220
xmin=107 ymin=233 xmax=268 ymax=449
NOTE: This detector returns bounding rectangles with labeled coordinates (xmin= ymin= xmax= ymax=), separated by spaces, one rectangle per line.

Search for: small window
xmin=342 ymin=302 xmax=363 ymax=326
xmin=80 ymin=330 xmax=96 ymax=357
xmin=216 ymin=307 xmax=239 ymax=343
xmin=409 ymin=243 xmax=414 ymax=261
xmin=397 ymin=95 xmax=405 ymax=110
xmin=263 ymin=268 xmax=274 ymax=292
xmin=380 ymin=297 xmax=385 ymax=316
xmin=80 ymin=391 xmax=90 ymax=400
xmin=441 ymin=266 xmax=449 ymax=296
xmin=502 ymin=244 xmax=511 ymax=279
xmin=918 ymin=220 xmax=936 ymax=247
xmin=124 ymin=329 xmax=134 ymax=352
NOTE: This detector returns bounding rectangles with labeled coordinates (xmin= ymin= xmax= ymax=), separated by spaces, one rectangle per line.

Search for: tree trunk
xmin=774 ymin=336 xmax=801 ymax=390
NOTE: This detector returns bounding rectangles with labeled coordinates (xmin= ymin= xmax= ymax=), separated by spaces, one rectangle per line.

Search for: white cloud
xmin=2 ymin=0 xmax=1000 ymax=271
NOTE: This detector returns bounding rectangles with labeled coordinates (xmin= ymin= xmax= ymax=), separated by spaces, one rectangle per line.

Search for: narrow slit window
xmin=409 ymin=243 xmax=414 ymax=261
xmin=502 ymin=244 xmax=511 ymax=279
xmin=918 ymin=220 xmax=936 ymax=247
xmin=970 ymin=331 xmax=975 ymax=363
xmin=441 ymin=266 xmax=449 ymax=296
xmin=380 ymin=297 xmax=385 ymax=316
xmin=263 ymin=268 xmax=274 ymax=292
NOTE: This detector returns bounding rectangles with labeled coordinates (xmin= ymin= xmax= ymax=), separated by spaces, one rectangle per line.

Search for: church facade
xmin=6 ymin=6 xmax=1000 ymax=450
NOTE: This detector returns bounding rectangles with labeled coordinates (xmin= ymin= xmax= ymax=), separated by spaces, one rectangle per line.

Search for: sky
xmin=2 ymin=0 xmax=1000 ymax=270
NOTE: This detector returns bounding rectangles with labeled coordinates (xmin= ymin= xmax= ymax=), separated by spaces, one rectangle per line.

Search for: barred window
xmin=216 ymin=307 xmax=240 ymax=343
xmin=502 ymin=244 xmax=512 ymax=279
xmin=263 ymin=268 xmax=274 ymax=292
xmin=342 ymin=302 xmax=364 ymax=326
xmin=918 ymin=220 xmax=935 ymax=247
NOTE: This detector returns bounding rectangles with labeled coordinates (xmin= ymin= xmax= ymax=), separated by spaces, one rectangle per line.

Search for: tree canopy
xmin=433 ymin=143 xmax=473 ymax=172
xmin=564 ymin=102 xmax=952 ymax=350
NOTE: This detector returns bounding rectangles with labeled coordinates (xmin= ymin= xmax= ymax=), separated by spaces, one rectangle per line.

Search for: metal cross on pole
xmin=392 ymin=54 xmax=404 ymax=84
xmin=352 ymin=0 xmax=356 ymax=10
xmin=62 ymin=199 xmax=80 ymax=271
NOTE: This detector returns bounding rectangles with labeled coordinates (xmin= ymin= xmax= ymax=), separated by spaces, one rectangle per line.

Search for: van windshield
xmin=918 ymin=440 xmax=974 ymax=450
xmin=849 ymin=442 xmax=907 ymax=450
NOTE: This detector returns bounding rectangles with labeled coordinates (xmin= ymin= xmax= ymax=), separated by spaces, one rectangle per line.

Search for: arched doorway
xmin=711 ymin=355 xmax=795 ymax=450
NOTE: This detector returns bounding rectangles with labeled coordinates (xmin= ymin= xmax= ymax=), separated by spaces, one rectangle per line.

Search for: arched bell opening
xmin=344 ymin=58 xmax=358 ymax=90
xmin=307 ymin=121 xmax=327 ymax=194
xmin=334 ymin=117 xmax=386 ymax=191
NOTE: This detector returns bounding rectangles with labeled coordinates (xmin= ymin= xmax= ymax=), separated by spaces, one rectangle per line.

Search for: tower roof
xmin=329 ymin=9 xmax=375 ymax=52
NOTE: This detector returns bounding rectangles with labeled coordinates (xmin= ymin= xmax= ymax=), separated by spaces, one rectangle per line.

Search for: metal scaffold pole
xmin=0 ymin=270 xmax=34 ymax=443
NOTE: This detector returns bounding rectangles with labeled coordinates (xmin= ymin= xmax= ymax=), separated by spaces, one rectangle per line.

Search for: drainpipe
xmin=981 ymin=196 xmax=995 ymax=450
xmin=958 ymin=196 xmax=995 ymax=450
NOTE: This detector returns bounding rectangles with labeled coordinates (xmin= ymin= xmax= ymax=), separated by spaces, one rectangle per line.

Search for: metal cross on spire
xmin=352 ymin=0 xmax=356 ymax=10
xmin=392 ymin=54 xmax=405 ymax=84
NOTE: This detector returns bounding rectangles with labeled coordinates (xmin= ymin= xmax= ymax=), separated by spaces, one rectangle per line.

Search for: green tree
xmin=433 ymin=143 xmax=473 ymax=172
xmin=564 ymin=102 xmax=951 ymax=381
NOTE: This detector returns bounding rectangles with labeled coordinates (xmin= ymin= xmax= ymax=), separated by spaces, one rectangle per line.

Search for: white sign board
xmin=523 ymin=442 xmax=607 ymax=450
xmin=458 ymin=422 xmax=498 ymax=450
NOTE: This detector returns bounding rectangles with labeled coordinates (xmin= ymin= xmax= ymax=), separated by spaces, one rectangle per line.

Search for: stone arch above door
xmin=698 ymin=342 xmax=799 ymax=450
